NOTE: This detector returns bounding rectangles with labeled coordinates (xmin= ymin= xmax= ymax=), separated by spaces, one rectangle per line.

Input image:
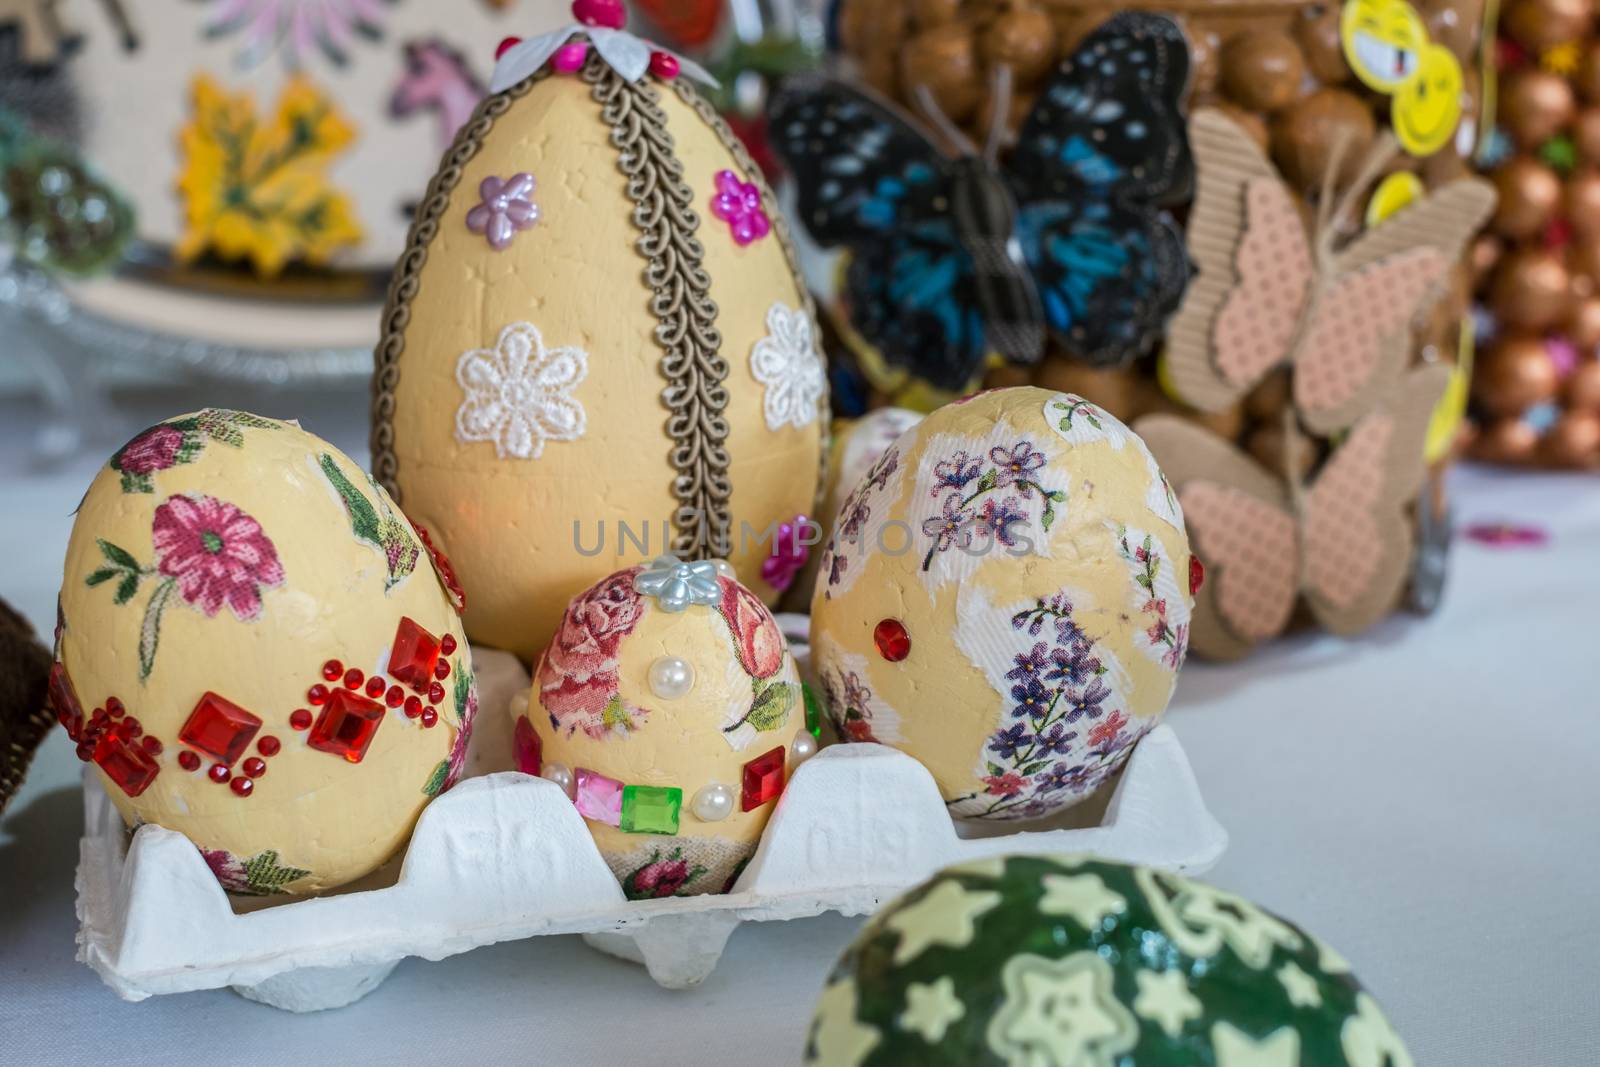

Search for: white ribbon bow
xmin=489 ymin=24 xmax=718 ymax=94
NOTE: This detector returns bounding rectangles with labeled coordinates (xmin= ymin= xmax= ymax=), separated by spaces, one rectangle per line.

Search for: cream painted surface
xmin=59 ymin=415 xmax=467 ymax=892
xmin=810 ymin=388 xmax=1194 ymax=819
xmin=391 ymin=73 xmax=820 ymax=661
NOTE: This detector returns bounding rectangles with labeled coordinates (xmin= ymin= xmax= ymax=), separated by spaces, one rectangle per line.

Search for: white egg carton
xmin=74 ymin=629 xmax=1227 ymax=1012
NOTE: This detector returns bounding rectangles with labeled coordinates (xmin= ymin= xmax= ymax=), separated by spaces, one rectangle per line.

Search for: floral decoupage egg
xmin=511 ymin=556 xmax=810 ymax=898
xmin=805 ymin=855 xmax=1415 ymax=1066
xmin=809 ymin=387 xmax=1196 ymax=821
xmin=372 ymin=4 xmax=825 ymax=660
xmin=51 ymin=411 xmax=473 ymax=895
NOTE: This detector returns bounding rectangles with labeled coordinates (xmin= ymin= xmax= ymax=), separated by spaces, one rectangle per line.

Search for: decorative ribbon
xmin=489 ymin=25 xmax=717 ymax=94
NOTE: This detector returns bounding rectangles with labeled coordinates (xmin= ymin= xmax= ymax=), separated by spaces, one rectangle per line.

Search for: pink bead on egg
xmin=552 ymin=41 xmax=588 ymax=74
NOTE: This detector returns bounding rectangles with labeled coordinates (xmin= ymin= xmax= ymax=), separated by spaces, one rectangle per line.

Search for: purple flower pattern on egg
xmin=466 ymin=173 xmax=539 ymax=250
xmin=710 ymin=169 xmax=770 ymax=246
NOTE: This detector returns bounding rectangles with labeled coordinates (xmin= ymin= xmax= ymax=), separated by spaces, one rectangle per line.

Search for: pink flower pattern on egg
xmin=152 ymin=494 xmax=285 ymax=621
xmin=710 ymin=169 xmax=770 ymax=246
xmin=466 ymin=173 xmax=539 ymax=250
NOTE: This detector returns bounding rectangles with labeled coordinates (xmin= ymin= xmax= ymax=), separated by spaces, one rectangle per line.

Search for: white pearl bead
xmin=790 ymin=729 xmax=818 ymax=764
xmin=543 ymin=761 xmax=576 ymax=798
xmin=711 ymin=558 xmax=736 ymax=579
xmin=690 ymin=782 xmax=734 ymax=822
xmin=648 ymin=656 xmax=695 ymax=700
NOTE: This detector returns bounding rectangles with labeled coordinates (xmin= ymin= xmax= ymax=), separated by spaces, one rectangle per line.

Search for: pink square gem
xmin=574 ymin=767 xmax=623 ymax=827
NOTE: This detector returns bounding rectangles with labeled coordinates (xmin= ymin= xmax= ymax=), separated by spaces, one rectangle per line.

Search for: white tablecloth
xmin=1 ymin=388 xmax=1596 ymax=1066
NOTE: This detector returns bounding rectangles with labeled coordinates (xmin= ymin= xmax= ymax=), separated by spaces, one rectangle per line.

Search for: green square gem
xmin=620 ymin=785 xmax=681 ymax=835
xmin=802 ymin=682 xmax=822 ymax=739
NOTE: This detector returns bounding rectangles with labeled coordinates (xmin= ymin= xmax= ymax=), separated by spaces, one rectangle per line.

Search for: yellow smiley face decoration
xmin=1341 ymin=0 xmax=1463 ymax=156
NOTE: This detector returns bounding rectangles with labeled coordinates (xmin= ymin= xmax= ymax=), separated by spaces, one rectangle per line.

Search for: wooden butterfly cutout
xmin=1134 ymin=365 xmax=1450 ymax=659
xmin=1162 ymin=108 xmax=1493 ymax=435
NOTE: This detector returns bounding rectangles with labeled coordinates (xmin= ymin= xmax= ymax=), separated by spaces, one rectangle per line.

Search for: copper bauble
xmin=901 ymin=24 xmax=982 ymax=124
xmin=1271 ymin=89 xmax=1376 ymax=190
xmin=1188 ymin=27 xmax=1223 ymax=96
xmin=1033 ymin=359 xmax=1138 ymax=418
xmin=1471 ymin=416 xmax=1540 ymax=463
xmin=982 ymin=6 xmax=1057 ymax=82
xmin=1217 ymin=102 xmax=1272 ymax=152
xmin=1505 ymin=0 xmax=1593 ymax=53
xmin=1473 ymin=333 xmax=1562 ymax=414
xmin=841 ymin=0 xmax=907 ymax=59
xmin=1421 ymin=0 xmax=1484 ymax=57
xmin=1579 ymin=42 xmax=1600 ymax=103
xmin=1501 ymin=68 xmax=1577 ymax=148
xmin=1220 ymin=30 xmax=1307 ymax=113
xmin=1295 ymin=7 xmax=1349 ymax=84
xmin=1567 ymin=299 xmax=1600 ymax=349
xmin=1566 ymin=358 xmax=1600 ymax=410
xmin=1566 ymin=170 xmax=1600 ymax=236
xmin=1540 ymin=410 xmax=1600 ymax=465
xmin=1471 ymin=234 xmax=1504 ymax=283
xmin=907 ymin=0 xmax=961 ymax=29
xmin=1244 ymin=370 xmax=1292 ymax=421
xmin=1247 ymin=423 xmax=1318 ymax=480
xmin=1491 ymin=156 xmax=1563 ymax=238
xmin=1490 ymin=250 xmax=1572 ymax=330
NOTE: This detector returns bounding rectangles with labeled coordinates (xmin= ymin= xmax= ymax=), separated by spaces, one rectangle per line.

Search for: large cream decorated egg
xmin=809 ymin=387 xmax=1196 ymax=821
xmin=51 ymin=410 xmax=473 ymax=895
xmin=372 ymin=15 xmax=825 ymax=661
xmin=511 ymin=557 xmax=809 ymax=898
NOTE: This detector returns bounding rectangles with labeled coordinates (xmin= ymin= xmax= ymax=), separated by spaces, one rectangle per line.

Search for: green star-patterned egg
xmin=805 ymin=856 xmax=1414 ymax=1067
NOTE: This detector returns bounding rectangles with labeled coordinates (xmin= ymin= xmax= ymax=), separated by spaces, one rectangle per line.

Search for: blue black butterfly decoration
xmin=768 ymin=12 xmax=1195 ymax=393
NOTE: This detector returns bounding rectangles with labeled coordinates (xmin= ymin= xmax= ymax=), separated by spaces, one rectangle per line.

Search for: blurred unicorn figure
xmin=390 ymin=38 xmax=483 ymax=151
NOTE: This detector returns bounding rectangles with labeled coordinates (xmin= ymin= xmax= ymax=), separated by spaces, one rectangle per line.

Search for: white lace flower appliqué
xmin=454 ymin=322 xmax=588 ymax=460
xmin=750 ymin=302 xmax=824 ymax=432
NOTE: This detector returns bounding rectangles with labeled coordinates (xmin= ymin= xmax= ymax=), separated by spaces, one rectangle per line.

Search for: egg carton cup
xmin=75 ymin=637 xmax=1227 ymax=1012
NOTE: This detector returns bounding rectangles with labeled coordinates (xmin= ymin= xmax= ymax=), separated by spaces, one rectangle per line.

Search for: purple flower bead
xmin=710 ymin=169 xmax=770 ymax=246
xmin=466 ymin=173 xmax=539 ymax=250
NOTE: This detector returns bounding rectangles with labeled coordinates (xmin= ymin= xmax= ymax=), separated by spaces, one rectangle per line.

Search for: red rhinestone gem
xmin=141 ymin=736 xmax=163 ymax=755
xmin=1189 ymin=555 xmax=1206 ymax=596
xmin=366 ymin=675 xmax=387 ymax=698
xmin=344 ymin=667 xmax=364 ymax=690
xmin=93 ymin=735 xmax=160 ymax=797
xmin=390 ymin=616 xmax=442 ymax=691
xmin=649 ymin=50 xmax=680 ymax=79
xmin=116 ymin=718 xmax=142 ymax=741
xmin=434 ymin=657 xmax=451 ymax=681
xmin=48 ymin=661 xmax=84 ymax=734
xmin=209 ymin=764 xmax=231 ymax=783
xmin=322 ymin=659 xmax=343 ymax=681
xmin=404 ymin=695 xmax=423 ymax=719
xmin=178 ymin=750 xmax=201 ymax=772
xmin=106 ymin=697 xmax=124 ymax=718
xmin=873 ymin=618 xmax=911 ymax=662
xmin=740 ymin=746 xmax=786 ymax=811
xmin=386 ymin=685 xmax=405 ymax=708
xmin=242 ymin=757 xmax=267 ymax=778
xmin=428 ymin=681 xmax=446 ymax=704
xmin=289 ymin=709 xmax=313 ymax=731
xmin=495 ymin=34 xmax=521 ymax=59
xmin=308 ymin=684 xmax=329 ymax=706
xmin=258 ymin=735 xmax=281 ymax=756
xmin=231 ymin=776 xmax=254 ymax=797
xmin=75 ymin=741 xmax=95 ymax=762
xmin=440 ymin=634 xmax=457 ymax=655
xmin=513 ymin=717 xmax=542 ymax=776
xmin=420 ymin=707 xmax=438 ymax=728
xmin=179 ymin=693 xmax=262 ymax=765
xmin=307 ymin=688 xmax=387 ymax=763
